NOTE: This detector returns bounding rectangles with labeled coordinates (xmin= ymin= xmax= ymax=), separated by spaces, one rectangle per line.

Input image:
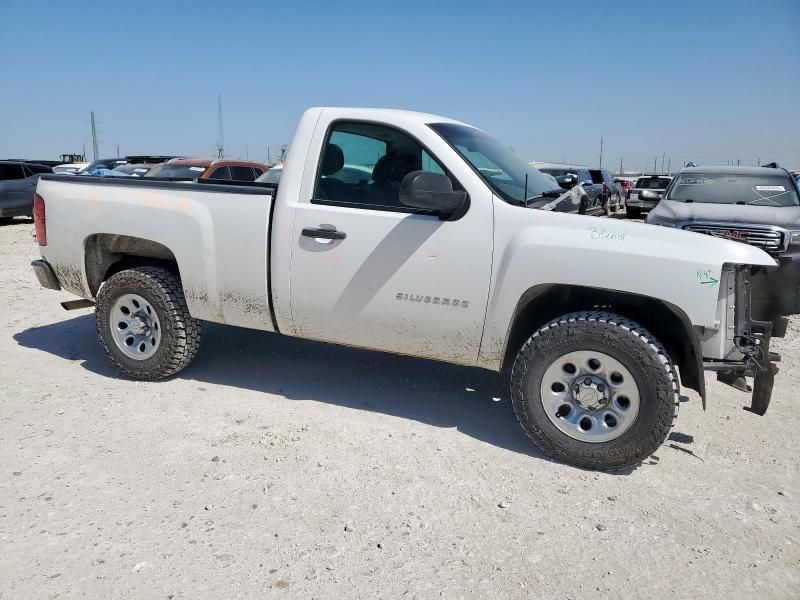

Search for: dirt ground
xmin=1 ymin=218 xmax=798 ymax=599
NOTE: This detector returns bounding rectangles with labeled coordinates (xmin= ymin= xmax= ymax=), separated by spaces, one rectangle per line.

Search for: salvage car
xmin=0 ymin=161 xmax=52 ymax=221
xmin=646 ymin=165 xmax=800 ymax=340
xmin=534 ymin=162 xmax=606 ymax=215
xmin=626 ymin=175 xmax=673 ymax=218
xmin=30 ymin=107 xmax=780 ymax=471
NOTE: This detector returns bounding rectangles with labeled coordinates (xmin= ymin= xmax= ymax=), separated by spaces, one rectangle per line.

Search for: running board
xmin=61 ymin=299 xmax=95 ymax=311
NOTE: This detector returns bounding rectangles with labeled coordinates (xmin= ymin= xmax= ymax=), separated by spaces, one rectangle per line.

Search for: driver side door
xmin=288 ymin=120 xmax=493 ymax=366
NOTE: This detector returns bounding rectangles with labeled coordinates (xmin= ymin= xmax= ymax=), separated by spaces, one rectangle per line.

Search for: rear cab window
xmin=229 ymin=166 xmax=257 ymax=181
xmin=208 ymin=166 xmax=232 ymax=180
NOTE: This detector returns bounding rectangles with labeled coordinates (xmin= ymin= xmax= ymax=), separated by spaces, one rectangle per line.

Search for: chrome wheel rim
xmin=109 ymin=293 xmax=161 ymax=360
xmin=540 ymin=350 xmax=640 ymax=443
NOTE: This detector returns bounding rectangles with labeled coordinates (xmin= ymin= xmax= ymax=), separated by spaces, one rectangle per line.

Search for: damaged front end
xmin=700 ymin=265 xmax=780 ymax=415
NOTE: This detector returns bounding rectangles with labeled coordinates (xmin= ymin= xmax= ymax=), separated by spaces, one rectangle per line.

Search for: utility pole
xmin=82 ymin=144 xmax=86 ymax=162
xmin=667 ymin=158 xmax=671 ymax=174
xmin=246 ymin=144 xmax=249 ymax=160
xmin=599 ymin=136 xmax=604 ymax=168
xmin=90 ymin=111 xmax=99 ymax=161
xmin=619 ymin=156 xmax=623 ymax=176
xmin=654 ymin=156 xmax=658 ymax=172
xmin=661 ymin=152 xmax=665 ymax=174
xmin=758 ymin=157 xmax=761 ymax=166
xmin=116 ymin=144 xmax=120 ymax=157
xmin=737 ymin=158 xmax=740 ymax=166
xmin=216 ymin=94 xmax=225 ymax=159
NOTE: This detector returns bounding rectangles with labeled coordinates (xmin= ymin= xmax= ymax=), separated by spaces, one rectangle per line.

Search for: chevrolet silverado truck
xmin=30 ymin=107 xmax=780 ymax=471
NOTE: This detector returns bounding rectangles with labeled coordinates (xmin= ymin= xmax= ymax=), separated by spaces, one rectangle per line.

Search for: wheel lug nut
xmin=584 ymin=377 xmax=591 ymax=385
xmin=597 ymin=384 xmax=605 ymax=392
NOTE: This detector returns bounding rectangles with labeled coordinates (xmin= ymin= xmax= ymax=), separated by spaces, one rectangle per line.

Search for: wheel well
xmin=501 ymin=284 xmax=705 ymax=400
xmin=84 ymin=234 xmax=179 ymax=296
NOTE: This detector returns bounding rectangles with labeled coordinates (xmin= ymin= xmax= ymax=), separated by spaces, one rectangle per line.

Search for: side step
xmin=61 ymin=299 xmax=95 ymax=311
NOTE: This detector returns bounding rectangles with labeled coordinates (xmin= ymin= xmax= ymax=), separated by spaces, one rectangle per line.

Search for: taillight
xmin=33 ymin=193 xmax=46 ymax=246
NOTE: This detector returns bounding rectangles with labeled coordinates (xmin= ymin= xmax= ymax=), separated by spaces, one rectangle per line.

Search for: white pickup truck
xmin=31 ymin=107 xmax=781 ymax=470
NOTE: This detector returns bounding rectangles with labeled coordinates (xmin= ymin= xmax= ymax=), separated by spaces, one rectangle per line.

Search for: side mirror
xmin=555 ymin=174 xmax=576 ymax=189
xmin=399 ymin=171 xmax=468 ymax=219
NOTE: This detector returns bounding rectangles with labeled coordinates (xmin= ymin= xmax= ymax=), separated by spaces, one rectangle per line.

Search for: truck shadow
xmin=14 ymin=315 xmax=638 ymax=473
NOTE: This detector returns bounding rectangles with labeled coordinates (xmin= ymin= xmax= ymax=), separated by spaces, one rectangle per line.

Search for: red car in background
xmin=615 ymin=178 xmax=632 ymax=199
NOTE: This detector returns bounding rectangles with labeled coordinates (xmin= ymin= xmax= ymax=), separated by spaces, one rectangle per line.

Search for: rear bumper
xmin=625 ymin=198 xmax=659 ymax=210
xmin=0 ymin=203 xmax=32 ymax=217
xmin=31 ymin=259 xmax=61 ymax=290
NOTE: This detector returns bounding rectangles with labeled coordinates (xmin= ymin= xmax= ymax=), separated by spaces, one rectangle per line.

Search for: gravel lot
xmin=1 ymin=218 xmax=798 ymax=599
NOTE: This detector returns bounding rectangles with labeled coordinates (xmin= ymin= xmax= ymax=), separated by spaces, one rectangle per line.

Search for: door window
xmin=0 ymin=163 xmax=26 ymax=181
xmin=312 ymin=121 xmax=450 ymax=211
xmin=208 ymin=166 xmax=231 ymax=180
xmin=229 ymin=165 xmax=257 ymax=181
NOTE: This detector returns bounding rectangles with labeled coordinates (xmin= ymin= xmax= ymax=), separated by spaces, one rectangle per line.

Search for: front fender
xmin=477 ymin=203 xmax=776 ymax=370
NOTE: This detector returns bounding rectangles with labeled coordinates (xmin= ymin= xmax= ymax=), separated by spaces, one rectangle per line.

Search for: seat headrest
xmin=321 ymin=143 xmax=344 ymax=176
xmin=371 ymin=151 xmax=419 ymax=184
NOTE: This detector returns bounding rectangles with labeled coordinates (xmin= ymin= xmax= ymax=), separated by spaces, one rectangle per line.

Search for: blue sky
xmin=1 ymin=0 xmax=798 ymax=170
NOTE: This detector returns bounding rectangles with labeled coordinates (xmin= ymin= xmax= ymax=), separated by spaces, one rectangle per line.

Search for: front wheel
xmin=96 ymin=266 xmax=202 ymax=380
xmin=510 ymin=311 xmax=678 ymax=470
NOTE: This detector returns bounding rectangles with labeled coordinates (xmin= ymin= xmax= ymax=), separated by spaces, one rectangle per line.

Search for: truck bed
xmin=36 ymin=174 xmax=279 ymax=332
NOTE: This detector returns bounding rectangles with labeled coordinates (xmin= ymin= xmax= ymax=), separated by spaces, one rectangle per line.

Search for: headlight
xmin=645 ymin=216 xmax=678 ymax=227
xmin=790 ymin=230 xmax=800 ymax=244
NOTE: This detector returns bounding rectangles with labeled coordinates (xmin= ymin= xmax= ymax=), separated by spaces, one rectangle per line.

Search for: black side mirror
xmin=555 ymin=174 xmax=576 ymax=189
xmin=399 ymin=171 xmax=468 ymax=219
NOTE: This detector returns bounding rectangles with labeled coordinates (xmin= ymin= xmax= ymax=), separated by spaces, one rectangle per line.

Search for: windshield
xmin=635 ymin=177 xmax=671 ymax=190
xmin=114 ymin=163 xmax=155 ymax=176
xmin=256 ymin=168 xmax=282 ymax=184
xmin=666 ymin=172 xmax=800 ymax=206
xmin=145 ymin=163 xmax=208 ymax=178
xmin=430 ymin=123 xmax=558 ymax=204
xmin=79 ymin=159 xmax=127 ymax=172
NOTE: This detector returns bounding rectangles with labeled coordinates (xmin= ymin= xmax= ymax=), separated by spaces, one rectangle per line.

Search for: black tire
xmin=510 ymin=311 xmax=679 ymax=471
xmin=96 ymin=266 xmax=202 ymax=380
xmin=0 ymin=217 xmax=14 ymax=225
xmin=626 ymin=206 xmax=641 ymax=219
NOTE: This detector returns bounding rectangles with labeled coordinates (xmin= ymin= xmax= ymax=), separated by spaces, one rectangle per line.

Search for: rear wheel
xmin=510 ymin=311 xmax=678 ymax=470
xmin=96 ymin=266 xmax=202 ymax=380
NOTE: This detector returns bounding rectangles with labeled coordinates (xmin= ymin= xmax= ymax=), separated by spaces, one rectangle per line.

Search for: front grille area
xmin=682 ymin=223 xmax=786 ymax=255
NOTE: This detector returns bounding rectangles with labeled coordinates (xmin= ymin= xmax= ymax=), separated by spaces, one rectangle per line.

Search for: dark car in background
xmin=589 ymin=168 xmax=622 ymax=213
xmin=647 ymin=165 xmax=800 ymax=330
xmin=626 ymin=175 xmax=673 ymax=219
xmin=0 ymin=160 xmax=52 ymax=221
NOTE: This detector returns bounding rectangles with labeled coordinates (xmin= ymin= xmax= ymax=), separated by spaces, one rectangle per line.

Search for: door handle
xmin=301 ymin=227 xmax=346 ymax=240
